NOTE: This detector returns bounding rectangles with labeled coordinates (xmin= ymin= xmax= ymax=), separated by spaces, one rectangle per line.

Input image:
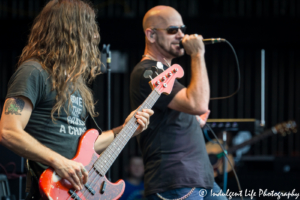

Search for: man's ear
xmin=145 ymin=28 xmax=155 ymax=43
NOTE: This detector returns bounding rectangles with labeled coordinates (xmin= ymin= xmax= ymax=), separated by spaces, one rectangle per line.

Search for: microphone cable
xmin=205 ymin=39 xmax=243 ymax=198
xmin=210 ymin=39 xmax=241 ymax=100
xmin=205 ymin=123 xmax=244 ymax=200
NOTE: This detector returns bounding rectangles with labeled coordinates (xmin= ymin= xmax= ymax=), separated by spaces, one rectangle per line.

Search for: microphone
xmin=179 ymin=38 xmax=225 ymax=48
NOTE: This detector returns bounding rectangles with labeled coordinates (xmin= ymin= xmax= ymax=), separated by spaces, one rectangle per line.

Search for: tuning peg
xmin=143 ymin=70 xmax=153 ymax=80
xmin=151 ymin=66 xmax=159 ymax=76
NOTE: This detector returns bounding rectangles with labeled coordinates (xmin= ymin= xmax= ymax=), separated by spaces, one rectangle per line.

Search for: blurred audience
xmin=120 ymin=156 xmax=145 ymax=200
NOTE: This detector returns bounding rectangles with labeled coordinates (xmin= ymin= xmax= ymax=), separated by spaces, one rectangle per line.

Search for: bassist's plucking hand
xmin=52 ymin=155 xmax=88 ymax=191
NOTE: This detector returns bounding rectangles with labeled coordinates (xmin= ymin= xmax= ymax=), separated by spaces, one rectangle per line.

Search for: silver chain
xmin=156 ymin=187 xmax=196 ymax=200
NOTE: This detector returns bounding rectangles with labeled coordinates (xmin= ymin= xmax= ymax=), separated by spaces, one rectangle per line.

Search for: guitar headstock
xmin=147 ymin=64 xmax=184 ymax=95
xmin=274 ymin=120 xmax=297 ymax=136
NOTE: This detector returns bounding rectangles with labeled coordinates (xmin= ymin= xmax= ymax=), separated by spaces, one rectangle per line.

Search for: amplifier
xmin=205 ymin=118 xmax=263 ymax=134
xmin=204 ymin=119 xmax=266 ymax=156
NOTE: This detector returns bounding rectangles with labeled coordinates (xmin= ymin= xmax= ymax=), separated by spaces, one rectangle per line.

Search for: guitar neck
xmin=94 ymin=89 xmax=161 ymax=175
xmin=227 ymin=128 xmax=275 ymax=154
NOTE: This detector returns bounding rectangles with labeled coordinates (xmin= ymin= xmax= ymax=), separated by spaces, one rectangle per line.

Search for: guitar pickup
xmin=68 ymin=190 xmax=82 ymax=200
xmin=100 ymin=181 xmax=107 ymax=194
xmin=84 ymin=183 xmax=95 ymax=195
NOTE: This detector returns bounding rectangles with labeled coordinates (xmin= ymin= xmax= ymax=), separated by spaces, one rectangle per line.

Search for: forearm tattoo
xmin=5 ymin=97 xmax=25 ymax=115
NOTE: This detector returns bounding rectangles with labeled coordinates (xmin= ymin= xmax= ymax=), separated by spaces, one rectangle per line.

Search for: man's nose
xmin=176 ymin=28 xmax=185 ymax=38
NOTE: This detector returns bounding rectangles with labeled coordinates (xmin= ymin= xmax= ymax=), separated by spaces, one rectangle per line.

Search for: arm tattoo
xmin=5 ymin=97 xmax=25 ymax=115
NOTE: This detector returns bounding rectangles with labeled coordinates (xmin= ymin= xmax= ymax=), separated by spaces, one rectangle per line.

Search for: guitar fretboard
xmin=93 ymin=88 xmax=161 ymax=175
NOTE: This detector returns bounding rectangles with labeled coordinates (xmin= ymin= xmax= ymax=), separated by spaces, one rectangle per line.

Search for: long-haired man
xmin=0 ymin=0 xmax=153 ymax=198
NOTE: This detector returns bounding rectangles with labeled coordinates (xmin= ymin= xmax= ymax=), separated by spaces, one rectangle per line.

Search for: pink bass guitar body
xmin=39 ymin=129 xmax=125 ymax=200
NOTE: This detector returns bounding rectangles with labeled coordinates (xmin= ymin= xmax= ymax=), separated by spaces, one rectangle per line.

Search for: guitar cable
xmin=205 ymin=123 xmax=244 ymax=200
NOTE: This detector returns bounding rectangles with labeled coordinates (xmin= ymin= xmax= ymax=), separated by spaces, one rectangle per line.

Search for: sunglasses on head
xmin=153 ymin=25 xmax=187 ymax=34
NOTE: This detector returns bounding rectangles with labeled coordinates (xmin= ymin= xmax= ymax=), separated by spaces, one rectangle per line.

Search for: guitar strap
xmin=26 ymin=159 xmax=38 ymax=180
xmin=25 ymin=160 xmax=43 ymax=200
xmin=89 ymin=114 xmax=103 ymax=134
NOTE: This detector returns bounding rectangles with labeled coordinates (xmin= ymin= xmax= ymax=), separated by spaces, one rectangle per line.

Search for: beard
xmin=157 ymin=37 xmax=184 ymax=58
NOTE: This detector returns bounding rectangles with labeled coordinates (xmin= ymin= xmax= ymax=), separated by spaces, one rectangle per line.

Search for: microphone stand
xmin=102 ymin=44 xmax=112 ymax=181
xmin=222 ymin=131 xmax=228 ymax=193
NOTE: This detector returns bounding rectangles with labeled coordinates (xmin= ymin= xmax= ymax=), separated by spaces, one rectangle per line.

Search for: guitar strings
xmin=70 ymin=119 xmax=137 ymax=199
xmin=79 ymin=90 xmax=161 ymax=198
xmin=80 ymin=91 xmax=160 ymax=198
xmin=79 ymin=168 xmax=97 ymax=199
xmin=76 ymin=128 xmax=136 ymax=199
xmin=66 ymin=166 xmax=97 ymax=199
xmin=81 ymin=153 xmax=120 ymax=199
xmin=74 ymin=119 xmax=141 ymax=199
xmin=65 ymin=159 xmax=104 ymax=200
xmin=67 ymin=81 xmax=162 ymax=199
xmin=79 ymin=157 xmax=115 ymax=199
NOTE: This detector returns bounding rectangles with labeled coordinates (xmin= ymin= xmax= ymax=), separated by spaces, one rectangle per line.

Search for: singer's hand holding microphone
xmin=181 ymin=34 xmax=205 ymax=57
xmin=179 ymin=35 xmax=225 ymax=56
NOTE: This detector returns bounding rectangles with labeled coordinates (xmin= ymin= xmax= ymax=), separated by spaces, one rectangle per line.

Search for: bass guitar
xmin=206 ymin=120 xmax=297 ymax=177
xmin=39 ymin=64 xmax=184 ymax=199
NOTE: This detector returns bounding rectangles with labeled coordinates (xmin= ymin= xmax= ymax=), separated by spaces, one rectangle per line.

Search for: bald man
xmin=130 ymin=6 xmax=227 ymax=200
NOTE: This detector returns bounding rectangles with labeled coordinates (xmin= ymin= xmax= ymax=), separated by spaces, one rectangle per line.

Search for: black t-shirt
xmin=130 ymin=60 xmax=214 ymax=196
xmin=6 ymin=60 xmax=87 ymax=162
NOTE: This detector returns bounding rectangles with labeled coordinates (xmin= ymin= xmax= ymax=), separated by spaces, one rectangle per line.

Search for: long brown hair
xmin=18 ymin=0 xmax=101 ymax=120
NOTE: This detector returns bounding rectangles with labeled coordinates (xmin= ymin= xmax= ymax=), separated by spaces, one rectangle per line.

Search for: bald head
xmin=143 ymin=6 xmax=182 ymax=31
